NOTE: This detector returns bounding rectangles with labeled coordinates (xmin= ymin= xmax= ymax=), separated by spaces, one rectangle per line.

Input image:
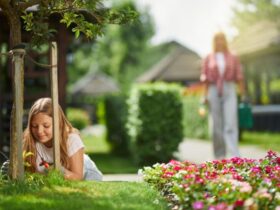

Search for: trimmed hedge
xmin=104 ymin=94 xmax=130 ymax=156
xmin=126 ymin=83 xmax=183 ymax=165
xmin=66 ymin=107 xmax=91 ymax=130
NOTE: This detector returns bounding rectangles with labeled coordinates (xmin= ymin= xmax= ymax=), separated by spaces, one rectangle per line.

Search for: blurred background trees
xmin=68 ymin=1 xmax=153 ymax=92
xmin=232 ymin=0 xmax=280 ymax=32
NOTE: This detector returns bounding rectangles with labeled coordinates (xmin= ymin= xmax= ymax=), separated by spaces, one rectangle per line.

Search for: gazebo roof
xmin=137 ymin=41 xmax=201 ymax=83
xmin=230 ymin=21 xmax=280 ymax=57
xmin=71 ymin=71 xmax=119 ymax=97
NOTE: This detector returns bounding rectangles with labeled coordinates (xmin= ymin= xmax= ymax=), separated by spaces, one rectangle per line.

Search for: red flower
xmin=173 ymin=165 xmax=182 ymax=171
xmin=265 ymin=166 xmax=272 ymax=174
xmin=234 ymin=200 xmax=244 ymax=207
xmin=232 ymin=173 xmax=243 ymax=181
xmin=44 ymin=162 xmax=49 ymax=169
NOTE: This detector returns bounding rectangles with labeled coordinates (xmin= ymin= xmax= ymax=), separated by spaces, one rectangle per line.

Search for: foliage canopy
xmin=0 ymin=0 xmax=138 ymax=47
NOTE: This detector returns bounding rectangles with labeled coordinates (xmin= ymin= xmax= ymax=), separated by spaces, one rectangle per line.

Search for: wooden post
xmin=9 ymin=48 xmax=25 ymax=180
xmin=50 ymin=42 xmax=61 ymax=170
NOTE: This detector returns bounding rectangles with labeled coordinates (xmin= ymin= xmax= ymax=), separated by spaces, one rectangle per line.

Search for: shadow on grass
xmin=0 ymin=182 xmax=168 ymax=210
xmin=88 ymin=153 xmax=141 ymax=174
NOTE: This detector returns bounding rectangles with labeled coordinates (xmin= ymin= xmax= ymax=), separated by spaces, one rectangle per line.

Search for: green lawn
xmin=81 ymin=126 xmax=280 ymax=174
xmin=0 ymin=173 xmax=168 ymax=210
xmin=0 ymin=126 xmax=169 ymax=210
xmin=82 ymin=133 xmax=111 ymax=154
xmin=240 ymin=130 xmax=280 ymax=152
xmin=88 ymin=153 xmax=140 ymax=174
xmin=82 ymin=131 xmax=140 ymax=174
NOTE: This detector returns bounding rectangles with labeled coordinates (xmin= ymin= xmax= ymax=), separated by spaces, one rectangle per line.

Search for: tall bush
xmin=104 ymin=94 xmax=129 ymax=156
xmin=126 ymin=82 xmax=183 ymax=165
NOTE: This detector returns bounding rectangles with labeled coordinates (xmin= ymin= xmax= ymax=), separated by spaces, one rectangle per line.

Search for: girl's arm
xmin=64 ymin=148 xmax=84 ymax=180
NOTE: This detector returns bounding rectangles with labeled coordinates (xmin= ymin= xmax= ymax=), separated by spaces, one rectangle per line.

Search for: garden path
xmin=174 ymin=138 xmax=267 ymax=163
xmin=103 ymin=138 xmax=267 ymax=182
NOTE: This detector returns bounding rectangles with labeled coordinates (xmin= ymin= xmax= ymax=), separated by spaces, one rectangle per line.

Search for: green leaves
xmin=105 ymin=7 xmax=138 ymax=24
xmin=21 ymin=12 xmax=34 ymax=31
xmin=4 ymin=0 xmax=138 ymax=47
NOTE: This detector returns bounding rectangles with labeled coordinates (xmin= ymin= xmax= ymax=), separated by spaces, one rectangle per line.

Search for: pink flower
xmin=231 ymin=157 xmax=244 ymax=165
xmin=208 ymin=206 xmax=216 ymax=210
xmin=162 ymin=171 xmax=174 ymax=178
xmin=215 ymin=203 xmax=228 ymax=210
xmin=169 ymin=159 xmax=181 ymax=165
xmin=204 ymin=192 xmax=211 ymax=198
xmin=195 ymin=175 xmax=204 ymax=184
xmin=251 ymin=166 xmax=262 ymax=174
xmin=192 ymin=201 xmax=204 ymax=210
xmin=205 ymin=171 xmax=218 ymax=180
xmin=266 ymin=150 xmax=277 ymax=158
xmin=254 ymin=188 xmax=272 ymax=200
xmin=184 ymin=174 xmax=195 ymax=179
xmin=240 ymin=182 xmax=252 ymax=193
xmin=182 ymin=183 xmax=189 ymax=188
xmin=212 ymin=160 xmax=220 ymax=165
xmin=232 ymin=173 xmax=243 ymax=181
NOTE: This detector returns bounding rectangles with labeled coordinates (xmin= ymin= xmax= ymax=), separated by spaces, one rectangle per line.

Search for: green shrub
xmin=182 ymin=95 xmax=209 ymax=139
xmin=96 ymin=99 xmax=106 ymax=125
xmin=126 ymin=82 xmax=183 ymax=165
xmin=66 ymin=107 xmax=91 ymax=130
xmin=104 ymin=94 xmax=129 ymax=156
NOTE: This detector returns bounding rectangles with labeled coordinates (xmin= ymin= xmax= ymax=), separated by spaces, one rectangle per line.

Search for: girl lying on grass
xmin=23 ymin=97 xmax=102 ymax=181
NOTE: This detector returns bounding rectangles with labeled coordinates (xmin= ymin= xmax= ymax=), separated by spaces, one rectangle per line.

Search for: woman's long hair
xmin=23 ymin=97 xmax=77 ymax=172
xmin=212 ymin=31 xmax=229 ymax=53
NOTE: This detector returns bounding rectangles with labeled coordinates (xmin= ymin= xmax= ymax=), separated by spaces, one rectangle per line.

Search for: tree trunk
xmin=6 ymin=9 xmax=24 ymax=180
xmin=5 ymin=7 xmax=22 ymax=48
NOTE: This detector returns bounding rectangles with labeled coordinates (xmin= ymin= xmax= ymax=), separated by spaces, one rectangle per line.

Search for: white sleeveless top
xmin=215 ymin=52 xmax=225 ymax=75
xmin=35 ymin=133 xmax=84 ymax=173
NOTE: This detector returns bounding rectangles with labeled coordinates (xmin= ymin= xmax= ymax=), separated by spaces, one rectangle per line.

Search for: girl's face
xmin=31 ymin=113 xmax=53 ymax=147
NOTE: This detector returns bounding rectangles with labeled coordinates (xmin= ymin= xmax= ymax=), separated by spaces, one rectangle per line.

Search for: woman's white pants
xmin=208 ymin=82 xmax=240 ymax=159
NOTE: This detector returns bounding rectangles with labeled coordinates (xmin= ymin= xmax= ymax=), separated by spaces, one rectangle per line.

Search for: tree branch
xmin=18 ymin=0 xmax=41 ymax=11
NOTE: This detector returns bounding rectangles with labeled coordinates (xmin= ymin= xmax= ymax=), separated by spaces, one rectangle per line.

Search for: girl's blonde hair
xmin=23 ymin=97 xmax=77 ymax=172
xmin=212 ymin=31 xmax=228 ymax=53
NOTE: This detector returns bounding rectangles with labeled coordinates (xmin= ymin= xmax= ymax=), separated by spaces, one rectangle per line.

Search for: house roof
xmin=137 ymin=41 xmax=201 ymax=83
xmin=230 ymin=21 xmax=280 ymax=57
xmin=71 ymin=71 xmax=119 ymax=97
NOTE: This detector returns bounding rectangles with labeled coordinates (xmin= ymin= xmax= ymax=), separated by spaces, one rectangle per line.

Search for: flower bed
xmin=141 ymin=151 xmax=280 ymax=210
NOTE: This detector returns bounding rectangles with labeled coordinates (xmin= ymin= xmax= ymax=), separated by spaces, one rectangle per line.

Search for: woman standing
xmin=200 ymin=31 xmax=245 ymax=159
